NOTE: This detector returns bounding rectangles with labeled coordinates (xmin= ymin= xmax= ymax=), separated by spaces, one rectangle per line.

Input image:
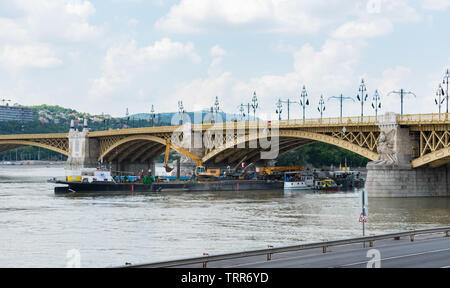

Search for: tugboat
xmin=314 ymin=178 xmax=340 ymax=191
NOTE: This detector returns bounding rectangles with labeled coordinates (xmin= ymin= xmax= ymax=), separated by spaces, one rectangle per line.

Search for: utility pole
xmin=317 ymin=94 xmax=325 ymax=120
xmin=357 ymin=79 xmax=368 ymax=120
xmin=388 ymin=89 xmax=416 ymax=115
xmin=276 ymin=99 xmax=283 ymax=120
xmin=328 ymin=94 xmax=355 ymax=122
xmin=280 ymin=99 xmax=299 ymax=120
xmin=251 ymin=92 xmax=258 ymax=121
xmin=299 ymin=85 xmax=310 ymax=122
xmin=436 ymin=84 xmax=445 ymax=115
xmin=372 ymin=90 xmax=382 ymax=118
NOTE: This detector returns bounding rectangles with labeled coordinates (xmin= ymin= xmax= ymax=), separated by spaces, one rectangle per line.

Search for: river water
xmin=0 ymin=165 xmax=449 ymax=268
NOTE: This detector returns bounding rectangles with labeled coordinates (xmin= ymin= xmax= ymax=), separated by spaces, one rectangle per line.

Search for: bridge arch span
xmin=202 ymin=130 xmax=379 ymax=164
xmin=98 ymin=135 xmax=202 ymax=164
xmin=412 ymin=147 xmax=450 ymax=168
xmin=0 ymin=140 xmax=69 ymax=156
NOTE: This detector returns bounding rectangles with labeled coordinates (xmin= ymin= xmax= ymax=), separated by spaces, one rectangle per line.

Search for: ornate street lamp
xmin=276 ymin=99 xmax=283 ymax=120
xmin=251 ymin=91 xmax=258 ymax=121
xmin=150 ymin=105 xmax=155 ymax=127
xmin=238 ymin=103 xmax=246 ymax=121
xmin=443 ymin=69 xmax=450 ymax=114
xmin=299 ymin=85 xmax=310 ymax=122
xmin=371 ymin=90 xmax=382 ymax=118
xmin=435 ymin=84 xmax=445 ymax=115
xmin=357 ymin=79 xmax=369 ymax=120
xmin=317 ymin=94 xmax=325 ymax=119
xmin=178 ymin=101 xmax=185 ymax=125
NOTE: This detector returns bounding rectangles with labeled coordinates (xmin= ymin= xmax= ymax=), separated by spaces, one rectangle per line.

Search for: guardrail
xmin=125 ymin=226 xmax=450 ymax=268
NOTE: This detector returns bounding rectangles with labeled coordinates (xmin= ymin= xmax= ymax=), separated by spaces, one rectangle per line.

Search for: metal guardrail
xmin=125 ymin=227 xmax=450 ymax=268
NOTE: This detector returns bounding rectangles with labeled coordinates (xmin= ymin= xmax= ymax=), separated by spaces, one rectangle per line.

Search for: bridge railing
xmin=276 ymin=115 xmax=378 ymax=126
xmin=198 ymin=115 xmax=379 ymax=130
xmin=398 ymin=113 xmax=450 ymax=124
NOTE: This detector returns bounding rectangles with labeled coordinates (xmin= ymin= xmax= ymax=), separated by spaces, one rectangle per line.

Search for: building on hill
xmin=0 ymin=105 xmax=33 ymax=122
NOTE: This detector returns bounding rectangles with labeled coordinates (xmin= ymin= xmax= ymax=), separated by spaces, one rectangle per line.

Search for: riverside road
xmin=135 ymin=233 xmax=450 ymax=268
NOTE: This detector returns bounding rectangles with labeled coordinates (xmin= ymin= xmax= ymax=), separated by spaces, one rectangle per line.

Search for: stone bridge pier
xmin=66 ymin=120 xmax=100 ymax=170
xmin=366 ymin=113 xmax=450 ymax=197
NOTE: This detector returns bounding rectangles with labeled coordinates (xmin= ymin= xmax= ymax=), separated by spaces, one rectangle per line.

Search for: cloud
xmin=422 ymin=0 xmax=450 ymax=10
xmin=0 ymin=44 xmax=62 ymax=69
xmin=90 ymin=38 xmax=202 ymax=98
xmin=155 ymin=0 xmax=359 ymax=34
xmin=0 ymin=0 xmax=102 ymax=43
xmin=167 ymin=39 xmax=365 ymax=119
xmin=332 ymin=18 xmax=394 ymax=39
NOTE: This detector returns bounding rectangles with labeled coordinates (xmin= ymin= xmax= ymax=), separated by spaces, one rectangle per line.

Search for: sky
xmin=0 ymin=0 xmax=449 ymax=119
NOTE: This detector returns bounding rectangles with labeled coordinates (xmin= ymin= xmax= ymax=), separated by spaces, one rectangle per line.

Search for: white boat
xmin=284 ymin=171 xmax=314 ymax=191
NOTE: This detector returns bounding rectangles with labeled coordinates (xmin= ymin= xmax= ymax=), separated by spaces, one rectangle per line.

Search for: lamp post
xmin=371 ymin=90 xmax=382 ymax=118
xmin=214 ymin=96 xmax=220 ymax=122
xmin=299 ymin=85 xmax=310 ymax=122
xmin=317 ymin=94 xmax=325 ymax=120
xmin=443 ymin=69 xmax=450 ymax=114
xmin=388 ymin=89 xmax=416 ymax=115
xmin=125 ymin=108 xmax=130 ymax=128
xmin=357 ymin=79 xmax=368 ymax=120
xmin=251 ymin=91 xmax=258 ymax=121
xmin=276 ymin=99 xmax=283 ymax=120
xmin=150 ymin=105 xmax=155 ymax=127
xmin=178 ymin=101 xmax=185 ymax=125
xmin=435 ymin=84 xmax=445 ymax=115
xmin=328 ymin=94 xmax=355 ymax=122
xmin=238 ymin=104 xmax=246 ymax=121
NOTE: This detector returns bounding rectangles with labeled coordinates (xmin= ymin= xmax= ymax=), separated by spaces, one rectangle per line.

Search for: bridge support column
xmin=66 ymin=120 xmax=100 ymax=170
xmin=366 ymin=113 xmax=450 ymax=197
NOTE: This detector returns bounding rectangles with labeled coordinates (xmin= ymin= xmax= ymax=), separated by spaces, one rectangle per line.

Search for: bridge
xmin=1 ymin=113 xmax=450 ymax=197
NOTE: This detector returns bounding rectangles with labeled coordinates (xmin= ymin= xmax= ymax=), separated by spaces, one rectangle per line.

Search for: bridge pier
xmin=66 ymin=120 xmax=99 ymax=170
xmin=366 ymin=113 xmax=450 ymax=197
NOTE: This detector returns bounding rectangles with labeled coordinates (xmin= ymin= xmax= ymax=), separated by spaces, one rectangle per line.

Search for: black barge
xmin=53 ymin=180 xmax=283 ymax=195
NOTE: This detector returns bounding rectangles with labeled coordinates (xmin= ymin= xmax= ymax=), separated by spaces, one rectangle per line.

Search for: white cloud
xmin=155 ymin=0 xmax=359 ymax=34
xmin=0 ymin=44 xmax=62 ymax=69
xmin=332 ymin=18 xmax=394 ymax=39
xmin=210 ymin=45 xmax=227 ymax=57
xmin=168 ymin=39 xmax=365 ymax=119
xmin=1 ymin=0 xmax=102 ymax=43
xmin=65 ymin=0 xmax=96 ymax=18
xmin=422 ymin=0 xmax=450 ymax=10
xmin=90 ymin=38 xmax=202 ymax=98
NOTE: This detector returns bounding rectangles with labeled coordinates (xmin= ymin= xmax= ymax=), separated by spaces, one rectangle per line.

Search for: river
xmin=0 ymin=165 xmax=449 ymax=267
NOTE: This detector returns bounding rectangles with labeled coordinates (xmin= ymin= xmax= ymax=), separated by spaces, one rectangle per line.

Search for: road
xmin=155 ymin=234 xmax=450 ymax=268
